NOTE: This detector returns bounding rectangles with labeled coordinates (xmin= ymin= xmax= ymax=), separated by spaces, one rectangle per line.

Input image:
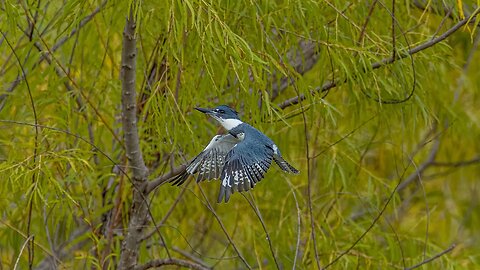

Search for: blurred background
xmin=0 ymin=0 xmax=479 ymax=269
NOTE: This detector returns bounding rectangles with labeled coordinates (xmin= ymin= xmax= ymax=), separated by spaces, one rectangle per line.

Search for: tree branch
xmin=134 ymin=258 xmax=211 ymax=270
xmin=278 ymin=9 xmax=480 ymax=109
xmin=146 ymin=164 xmax=186 ymax=194
xmin=118 ymin=6 xmax=150 ymax=269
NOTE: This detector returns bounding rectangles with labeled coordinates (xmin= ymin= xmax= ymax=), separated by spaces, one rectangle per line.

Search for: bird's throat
xmin=220 ymin=118 xmax=243 ymax=130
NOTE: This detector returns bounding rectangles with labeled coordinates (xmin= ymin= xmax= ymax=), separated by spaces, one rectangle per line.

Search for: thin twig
xmin=297 ymin=95 xmax=321 ymax=269
xmin=405 ymin=244 xmax=456 ymax=270
xmin=14 ymin=235 xmax=34 ymax=270
xmin=358 ymin=0 xmax=378 ymax=45
xmin=171 ymin=246 xmax=211 ymax=269
xmin=0 ymin=30 xmax=39 ymax=270
xmin=197 ymin=186 xmax=252 ymax=269
xmin=284 ymin=178 xmax=301 ymax=269
xmin=431 ymin=8 xmax=453 ymax=40
xmin=242 ymin=194 xmax=281 ymax=270
xmin=140 ymin=181 xmax=190 ymax=242
xmin=391 ymin=0 xmax=396 ymax=59
xmin=323 ymin=136 xmax=440 ymax=269
xmin=310 ymin=114 xmax=378 ymax=159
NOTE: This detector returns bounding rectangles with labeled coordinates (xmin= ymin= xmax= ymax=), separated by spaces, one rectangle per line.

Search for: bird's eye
xmin=219 ymin=109 xmax=225 ymax=113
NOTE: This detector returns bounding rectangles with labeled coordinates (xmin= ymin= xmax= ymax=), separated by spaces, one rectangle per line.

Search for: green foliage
xmin=1 ymin=0 xmax=480 ymax=269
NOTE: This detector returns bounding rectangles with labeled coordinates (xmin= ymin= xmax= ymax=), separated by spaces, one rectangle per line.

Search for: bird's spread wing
xmin=217 ymin=139 xmax=274 ymax=203
xmin=170 ymin=134 xmax=239 ymax=186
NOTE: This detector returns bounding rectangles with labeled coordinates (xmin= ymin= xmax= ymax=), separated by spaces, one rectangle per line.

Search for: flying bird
xmin=170 ymin=105 xmax=299 ymax=202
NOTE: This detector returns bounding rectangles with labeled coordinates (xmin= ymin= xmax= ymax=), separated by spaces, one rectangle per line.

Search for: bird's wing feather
xmin=273 ymin=155 xmax=300 ymax=174
xmin=217 ymin=139 xmax=274 ymax=203
xmin=270 ymin=144 xmax=299 ymax=174
xmin=169 ymin=134 xmax=239 ymax=186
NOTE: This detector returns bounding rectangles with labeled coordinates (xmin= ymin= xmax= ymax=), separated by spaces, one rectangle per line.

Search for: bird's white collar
xmin=219 ymin=118 xmax=243 ymax=130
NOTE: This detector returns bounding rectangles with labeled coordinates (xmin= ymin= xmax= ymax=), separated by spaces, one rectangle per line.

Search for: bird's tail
xmin=274 ymin=156 xmax=300 ymax=174
xmin=169 ymin=171 xmax=190 ymax=186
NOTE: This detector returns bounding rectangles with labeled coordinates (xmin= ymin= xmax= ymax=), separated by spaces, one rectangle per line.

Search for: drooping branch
xmin=277 ymin=9 xmax=480 ymax=109
xmin=118 ymin=5 xmax=150 ymax=269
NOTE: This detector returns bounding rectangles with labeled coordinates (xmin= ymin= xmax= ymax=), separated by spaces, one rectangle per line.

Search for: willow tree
xmin=1 ymin=0 xmax=479 ymax=269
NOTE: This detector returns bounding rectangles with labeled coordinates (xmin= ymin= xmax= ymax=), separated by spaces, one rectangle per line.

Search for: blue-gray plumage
xmin=170 ymin=105 xmax=299 ymax=202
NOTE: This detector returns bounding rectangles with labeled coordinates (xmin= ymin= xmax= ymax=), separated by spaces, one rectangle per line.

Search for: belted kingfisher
xmin=170 ymin=105 xmax=299 ymax=202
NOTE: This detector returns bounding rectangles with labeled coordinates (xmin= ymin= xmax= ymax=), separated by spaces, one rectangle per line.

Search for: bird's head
xmin=195 ymin=105 xmax=243 ymax=130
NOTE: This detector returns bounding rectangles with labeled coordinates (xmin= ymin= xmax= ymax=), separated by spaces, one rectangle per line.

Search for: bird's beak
xmin=195 ymin=107 xmax=212 ymax=114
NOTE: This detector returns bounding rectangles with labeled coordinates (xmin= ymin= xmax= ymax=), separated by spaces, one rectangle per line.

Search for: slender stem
xmin=0 ymin=30 xmax=39 ymax=270
xmin=242 ymin=194 xmax=281 ymax=270
xmin=197 ymin=187 xmax=252 ymax=269
xmin=405 ymin=244 xmax=456 ymax=270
